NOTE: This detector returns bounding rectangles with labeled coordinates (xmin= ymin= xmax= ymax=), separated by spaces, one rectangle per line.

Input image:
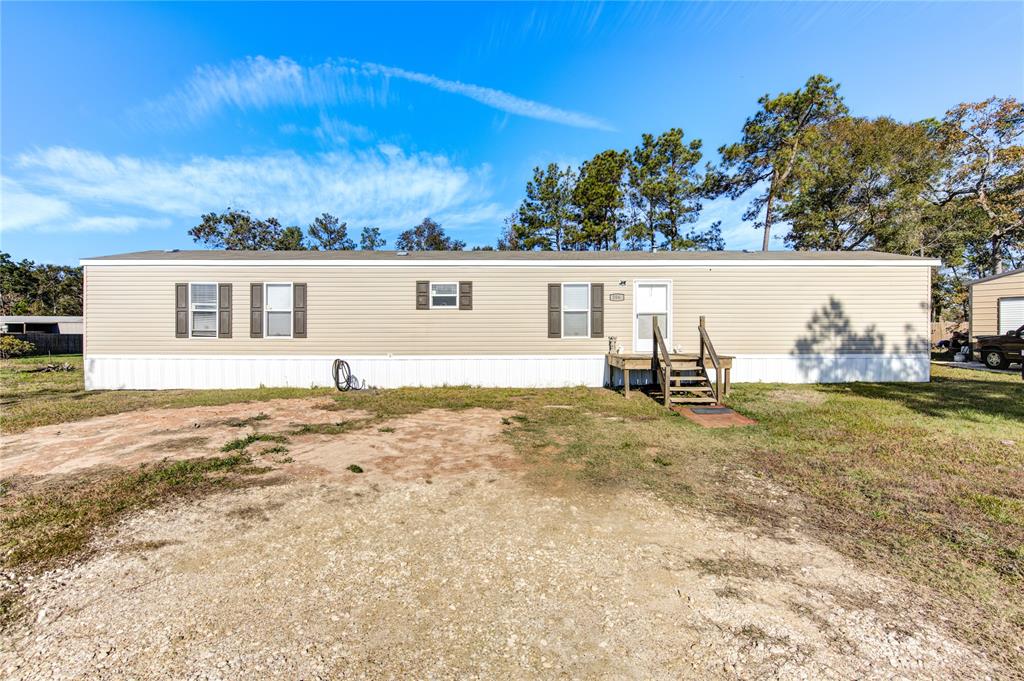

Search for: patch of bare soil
xmin=0 ymin=400 xmax=517 ymax=483
xmin=0 ymin=402 xmax=1002 ymax=679
xmin=2 ymin=477 xmax=997 ymax=679
xmin=284 ymin=409 xmax=521 ymax=482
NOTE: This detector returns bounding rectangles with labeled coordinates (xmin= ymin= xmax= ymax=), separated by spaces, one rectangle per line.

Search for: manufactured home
xmin=80 ymin=249 xmax=939 ymax=392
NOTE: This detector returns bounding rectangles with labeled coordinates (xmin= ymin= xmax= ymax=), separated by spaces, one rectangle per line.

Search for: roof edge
xmin=81 ymin=257 xmax=942 ymax=268
xmin=968 ymin=267 xmax=1024 ymax=287
xmin=80 ymin=249 xmax=942 ymax=268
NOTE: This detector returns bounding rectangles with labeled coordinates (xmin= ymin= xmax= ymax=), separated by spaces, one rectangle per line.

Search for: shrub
xmin=0 ymin=336 xmax=35 ymax=359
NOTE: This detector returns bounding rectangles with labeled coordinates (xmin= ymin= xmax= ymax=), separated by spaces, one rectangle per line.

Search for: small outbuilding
xmin=0 ymin=315 xmax=85 ymax=355
xmin=968 ymin=268 xmax=1024 ymax=340
xmin=0 ymin=316 xmax=83 ymax=335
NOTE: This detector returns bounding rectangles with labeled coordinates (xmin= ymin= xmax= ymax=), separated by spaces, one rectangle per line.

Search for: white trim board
xmin=84 ymin=353 xmax=931 ymax=390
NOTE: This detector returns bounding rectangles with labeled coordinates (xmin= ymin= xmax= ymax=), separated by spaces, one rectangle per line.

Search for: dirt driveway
xmin=0 ymin=401 xmax=996 ymax=679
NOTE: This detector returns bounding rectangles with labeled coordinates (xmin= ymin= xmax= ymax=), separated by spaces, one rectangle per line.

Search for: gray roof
xmin=84 ymin=249 xmax=937 ymax=263
xmin=0 ymin=316 xmax=83 ymax=323
xmin=968 ymin=268 xmax=1024 ymax=287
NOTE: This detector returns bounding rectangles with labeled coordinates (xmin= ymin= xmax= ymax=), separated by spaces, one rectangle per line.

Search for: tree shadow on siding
xmin=794 ymin=298 xmax=1023 ymax=422
xmin=792 ymin=297 xmax=890 ymax=382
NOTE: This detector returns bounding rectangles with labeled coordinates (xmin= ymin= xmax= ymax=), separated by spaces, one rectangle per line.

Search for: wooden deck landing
xmin=607 ymin=352 xmax=734 ymax=399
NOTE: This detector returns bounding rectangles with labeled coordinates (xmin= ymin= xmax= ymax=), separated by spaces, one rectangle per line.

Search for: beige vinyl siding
xmin=84 ymin=264 xmax=930 ymax=357
xmin=970 ymin=271 xmax=1024 ymax=339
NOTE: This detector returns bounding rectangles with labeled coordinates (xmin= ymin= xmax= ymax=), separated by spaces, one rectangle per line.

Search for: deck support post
xmin=663 ymin=368 xmax=670 ymax=407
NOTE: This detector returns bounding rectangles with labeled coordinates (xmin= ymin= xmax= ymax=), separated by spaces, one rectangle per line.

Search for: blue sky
xmin=1 ymin=1 xmax=1021 ymax=265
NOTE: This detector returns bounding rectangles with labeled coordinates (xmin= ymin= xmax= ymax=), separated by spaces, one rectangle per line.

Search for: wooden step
xmin=669 ymin=396 xmax=718 ymax=404
xmin=669 ymin=385 xmax=714 ymax=393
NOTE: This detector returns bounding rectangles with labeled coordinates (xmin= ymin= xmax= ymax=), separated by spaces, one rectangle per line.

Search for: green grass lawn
xmin=0 ymin=354 xmax=335 ymax=434
xmin=1 ymin=353 xmax=1022 ymax=663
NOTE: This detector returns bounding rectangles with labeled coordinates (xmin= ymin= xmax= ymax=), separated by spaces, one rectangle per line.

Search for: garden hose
xmin=332 ymin=358 xmax=361 ymax=391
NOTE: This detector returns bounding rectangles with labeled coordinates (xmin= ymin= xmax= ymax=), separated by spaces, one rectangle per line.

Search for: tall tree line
xmin=0 ymin=252 xmax=83 ymax=316
xmin=502 ymin=128 xmax=723 ymax=252
xmin=189 ymin=210 xmax=394 ymax=252
xmin=189 ymin=211 xmax=466 ymax=253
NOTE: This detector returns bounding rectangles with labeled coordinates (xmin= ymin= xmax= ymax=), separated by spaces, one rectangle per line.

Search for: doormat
xmin=673 ymin=406 xmax=757 ymax=428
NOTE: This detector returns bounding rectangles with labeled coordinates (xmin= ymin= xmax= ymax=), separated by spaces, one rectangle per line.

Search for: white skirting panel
xmin=725 ymin=353 xmax=931 ymax=384
xmin=84 ymin=355 xmax=609 ymax=390
xmin=84 ymin=353 xmax=931 ymax=391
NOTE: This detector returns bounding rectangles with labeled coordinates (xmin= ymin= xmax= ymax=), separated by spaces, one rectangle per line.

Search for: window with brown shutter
xmin=175 ymin=283 xmax=188 ymax=338
xmin=218 ymin=283 xmax=232 ymax=338
xmin=293 ymin=283 xmax=307 ymax=338
xmin=547 ymin=283 xmax=561 ymax=338
xmin=250 ymin=283 xmax=263 ymax=338
xmin=416 ymin=281 xmax=429 ymax=310
xmin=188 ymin=283 xmax=218 ymax=338
xmin=590 ymin=283 xmax=604 ymax=338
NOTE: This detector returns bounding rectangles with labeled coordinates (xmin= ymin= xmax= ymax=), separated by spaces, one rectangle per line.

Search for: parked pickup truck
xmin=975 ymin=324 xmax=1024 ymax=369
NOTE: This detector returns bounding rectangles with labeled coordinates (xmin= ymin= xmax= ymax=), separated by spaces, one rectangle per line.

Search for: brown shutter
xmin=175 ymin=283 xmax=188 ymax=338
xmin=250 ymin=283 xmax=263 ymax=338
xmin=293 ymin=283 xmax=307 ymax=338
xmin=547 ymin=283 xmax=561 ymax=338
xmin=590 ymin=283 xmax=604 ymax=338
xmin=416 ymin=280 xmax=429 ymax=310
xmin=218 ymin=283 xmax=232 ymax=338
xmin=459 ymin=281 xmax=473 ymax=310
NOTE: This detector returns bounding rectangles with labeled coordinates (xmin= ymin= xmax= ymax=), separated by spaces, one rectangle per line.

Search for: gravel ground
xmin=3 ymin=479 xmax=995 ymax=680
xmin=0 ymin=403 xmax=1000 ymax=679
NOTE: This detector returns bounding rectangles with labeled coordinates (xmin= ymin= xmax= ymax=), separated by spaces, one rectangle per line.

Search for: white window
xmin=265 ymin=283 xmax=293 ymax=338
xmin=189 ymin=283 xmax=218 ymax=338
xmin=430 ymin=282 xmax=458 ymax=308
xmin=562 ymin=283 xmax=590 ymax=338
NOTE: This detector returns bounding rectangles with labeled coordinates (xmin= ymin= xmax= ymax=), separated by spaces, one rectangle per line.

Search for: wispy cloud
xmin=359 ymin=61 xmax=613 ymax=131
xmin=136 ymin=56 xmax=612 ymax=131
xmin=278 ymin=113 xmax=375 ymax=147
xmin=1 ymin=178 xmax=73 ymax=230
xmin=3 ymin=145 xmax=505 ymax=236
xmin=67 ymin=216 xmax=173 ymax=233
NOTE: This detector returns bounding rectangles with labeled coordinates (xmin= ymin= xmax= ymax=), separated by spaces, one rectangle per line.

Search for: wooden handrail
xmin=698 ymin=316 xmax=721 ymax=369
xmin=653 ymin=317 xmax=672 ymax=406
xmin=698 ymin=315 xmax=723 ymax=404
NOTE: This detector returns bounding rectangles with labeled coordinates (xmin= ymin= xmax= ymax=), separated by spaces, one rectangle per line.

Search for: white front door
xmin=634 ymin=282 xmax=670 ymax=353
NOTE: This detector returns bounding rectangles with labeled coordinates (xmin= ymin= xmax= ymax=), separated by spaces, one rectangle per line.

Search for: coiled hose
xmin=332 ymin=358 xmax=362 ymax=391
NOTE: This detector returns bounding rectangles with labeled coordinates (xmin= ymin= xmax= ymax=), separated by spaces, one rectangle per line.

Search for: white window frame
xmin=633 ymin=279 xmax=672 ymax=353
xmin=429 ymin=281 xmax=459 ymax=310
xmin=561 ymin=282 xmax=591 ymax=339
xmin=264 ymin=282 xmax=294 ymax=339
xmin=188 ymin=282 xmax=219 ymax=340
